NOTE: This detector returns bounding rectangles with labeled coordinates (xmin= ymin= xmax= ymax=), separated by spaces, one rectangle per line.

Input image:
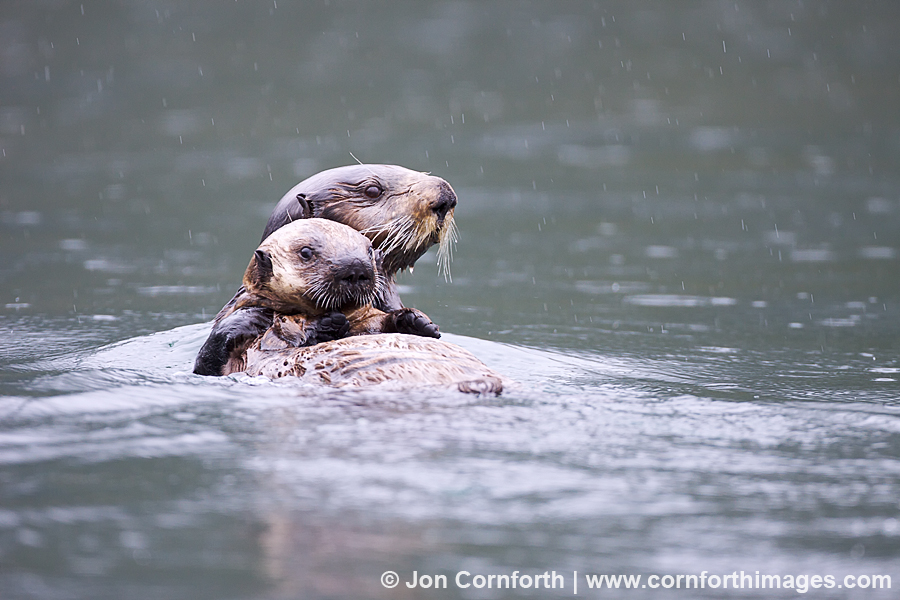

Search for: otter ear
xmin=250 ymin=249 xmax=274 ymax=285
xmin=295 ymin=194 xmax=313 ymax=219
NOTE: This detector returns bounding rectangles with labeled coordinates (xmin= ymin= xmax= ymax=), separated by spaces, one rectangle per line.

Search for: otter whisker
xmin=436 ymin=215 xmax=458 ymax=282
xmin=365 ymin=215 xmax=419 ymax=263
xmin=373 ymin=270 xmax=385 ymax=298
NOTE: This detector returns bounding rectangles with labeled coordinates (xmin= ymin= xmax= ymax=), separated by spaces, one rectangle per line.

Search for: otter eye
xmin=299 ymin=247 xmax=314 ymax=261
xmin=364 ymin=185 xmax=382 ymax=199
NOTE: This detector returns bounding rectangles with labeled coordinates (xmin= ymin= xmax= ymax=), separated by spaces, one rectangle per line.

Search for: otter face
xmin=263 ymin=164 xmax=458 ymax=279
xmin=244 ymin=219 xmax=382 ymax=314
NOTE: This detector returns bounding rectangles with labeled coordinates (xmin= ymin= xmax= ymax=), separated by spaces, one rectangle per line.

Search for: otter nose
xmin=430 ymin=182 xmax=458 ymax=222
xmin=334 ymin=259 xmax=373 ymax=286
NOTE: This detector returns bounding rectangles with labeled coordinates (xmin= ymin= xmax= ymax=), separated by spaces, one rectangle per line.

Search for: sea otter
xmin=218 ymin=219 xmax=503 ymax=395
xmin=194 ymin=164 xmax=457 ymax=376
xmin=216 ymin=218 xmax=439 ymax=374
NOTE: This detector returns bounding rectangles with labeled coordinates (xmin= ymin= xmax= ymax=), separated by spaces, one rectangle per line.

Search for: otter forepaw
xmin=223 ymin=307 xmax=275 ymax=350
xmin=194 ymin=307 xmax=274 ymax=376
xmin=313 ymin=311 xmax=351 ymax=343
xmin=392 ymin=308 xmax=440 ymax=339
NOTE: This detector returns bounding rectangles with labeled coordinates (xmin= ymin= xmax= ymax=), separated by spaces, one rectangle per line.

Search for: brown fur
xmin=243 ymin=334 xmax=504 ymax=395
xmin=237 ymin=218 xmax=381 ymax=315
xmin=215 ymin=165 xmax=458 ymax=325
xmin=224 ymin=219 xmax=503 ymax=394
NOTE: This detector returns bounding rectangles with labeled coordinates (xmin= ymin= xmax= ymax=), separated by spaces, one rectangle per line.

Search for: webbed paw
xmin=392 ymin=308 xmax=440 ymax=339
xmin=312 ymin=311 xmax=350 ymax=343
xmin=194 ymin=307 xmax=274 ymax=375
xmin=220 ymin=307 xmax=274 ymax=351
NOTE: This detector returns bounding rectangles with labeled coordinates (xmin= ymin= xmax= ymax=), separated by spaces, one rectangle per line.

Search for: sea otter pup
xmin=194 ymin=164 xmax=458 ymax=376
xmin=215 ymin=218 xmax=440 ymax=375
xmin=220 ymin=219 xmax=503 ymax=395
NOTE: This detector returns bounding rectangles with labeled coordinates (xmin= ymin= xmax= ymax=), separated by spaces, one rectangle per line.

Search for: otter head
xmin=263 ymin=164 xmax=458 ymax=280
xmin=242 ymin=218 xmax=382 ymax=315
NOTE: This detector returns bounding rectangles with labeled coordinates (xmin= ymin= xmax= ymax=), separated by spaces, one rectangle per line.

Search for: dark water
xmin=2 ymin=2 xmax=899 ymax=598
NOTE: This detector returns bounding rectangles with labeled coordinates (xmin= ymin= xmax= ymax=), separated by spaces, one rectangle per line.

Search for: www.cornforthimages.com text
xmin=381 ymin=570 xmax=891 ymax=594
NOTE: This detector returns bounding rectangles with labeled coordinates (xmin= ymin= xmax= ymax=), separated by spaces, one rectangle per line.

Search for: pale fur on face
xmin=266 ymin=165 xmax=458 ymax=280
xmin=242 ymin=218 xmax=383 ymax=314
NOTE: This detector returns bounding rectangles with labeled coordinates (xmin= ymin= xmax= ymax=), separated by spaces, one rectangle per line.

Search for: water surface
xmin=2 ymin=1 xmax=899 ymax=598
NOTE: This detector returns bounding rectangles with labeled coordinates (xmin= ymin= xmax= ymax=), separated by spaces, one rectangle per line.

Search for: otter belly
xmin=243 ymin=333 xmax=504 ymax=394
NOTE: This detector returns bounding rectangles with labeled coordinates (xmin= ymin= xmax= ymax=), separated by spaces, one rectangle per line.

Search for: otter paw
xmin=393 ymin=308 xmax=440 ymax=339
xmin=221 ymin=307 xmax=275 ymax=351
xmin=194 ymin=307 xmax=274 ymax=376
xmin=313 ymin=311 xmax=350 ymax=343
xmin=457 ymin=376 xmax=503 ymax=396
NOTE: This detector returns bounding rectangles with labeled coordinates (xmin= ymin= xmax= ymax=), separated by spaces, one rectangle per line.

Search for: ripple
xmin=623 ymin=294 xmax=738 ymax=307
xmin=859 ymin=246 xmax=896 ymax=260
xmin=791 ymin=248 xmax=835 ymax=262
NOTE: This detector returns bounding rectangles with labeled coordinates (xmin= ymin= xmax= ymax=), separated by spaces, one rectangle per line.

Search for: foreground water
xmin=2 ymin=1 xmax=900 ymax=598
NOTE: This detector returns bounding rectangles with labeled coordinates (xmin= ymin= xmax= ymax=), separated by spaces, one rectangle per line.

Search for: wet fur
xmin=216 ymin=219 xmax=502 ymax=394
xmin=194 ymin=165 xmax=457 ymax=376
xmin=243 ymin=333 xmax=503 ymax=395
